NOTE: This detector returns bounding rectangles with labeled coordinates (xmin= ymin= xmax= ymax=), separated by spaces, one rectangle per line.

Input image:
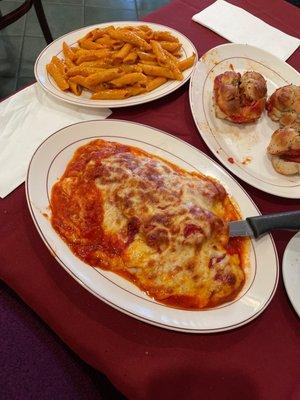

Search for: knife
xmin=229 ymin=210 xmax=300 ymax=238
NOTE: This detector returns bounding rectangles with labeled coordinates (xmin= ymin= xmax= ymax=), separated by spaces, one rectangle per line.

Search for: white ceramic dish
xmin=26 ymin=119 xmax=279 ymax=333
xmin=35 ymin=21 xmax=198 ymax=108
xmin=189 ymin=43 xmax=300 ymax=199
xmin=282 ymin=232 xmax=300 ymax=317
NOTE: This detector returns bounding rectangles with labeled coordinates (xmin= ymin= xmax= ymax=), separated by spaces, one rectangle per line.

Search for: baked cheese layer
xmin=51 ymin=139 xmax=248 ymax=309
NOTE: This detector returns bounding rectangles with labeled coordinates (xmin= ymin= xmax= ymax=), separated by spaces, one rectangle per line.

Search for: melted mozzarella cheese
xmin=51 ymin=140 xmax=247 ymax=309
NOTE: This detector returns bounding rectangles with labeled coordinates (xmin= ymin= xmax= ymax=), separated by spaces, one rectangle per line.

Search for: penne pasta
xmin=146 ymin=76 xmax=167 ymax=92
xmin=139 ymin=26 xmax=154 ymax=41
xmin=138 ymin=25 xmax=153 ymax=33
xmin=163 ymin=48 xmax=179 ymax=63
xmin=78 ymin=39 xmax=104 ymax=50
xmin=65 ymin=57 xmax=76 ymax=69
xmin=159 ymin=41 xmax=182 ymax=53
xmin=123 ymin=26 xmax=149 ymax=39
xmin=127 ymin=85 xmax=147 ymax=97
xmin=140 ymin=60 xmax=158 ymax=66
xmin=51 ymin=56 xmax=66 ymax=75
xmin=172 ymin=50 xmax=182 ymax=58
xmin=172 ymin=66 xmax=183 ymax=78
xmin=46 ymin=24 xmax=195 ymax=100
xmin=75 ymin=49 xmax=111 ymax=64
xmin=91 ymin=28 xmax=106 ymax=41
xmin=69 ymin=81 xmax=82 ymax=96
xmin=162 ymin=49 xmax=183 ymax=80
xmin=153 ymin=31 xmax=179 ymax=42
xmin=178 ymin=53 xmax=196 ymax=71
xmin=78 ymin=59 xmax=112 ymax=68
xmin=85 ymin=68 xmax=122 ymax=86
xmin=123 ymin=51 xmax=138 ymax=64
xmin=110 ymin=72 xmax=147 ymax=87
xmin=91 ymin=89 xmax=129 ymax=100
xmin=67 ymin=66 xmax=104 ymax=77
xmin=46 ymin=62 xmax=69 ymax=91
xmin=69 ymin=75 xmax=91 ymax=89
xmin=107 ymin=28 xmax=151 ymax=51
xmin=75 ymin=49 xmax=111 ymax=58
xmin=63 ymin=42 xmax=77 ymax=61
xmin=150 ymin=40 xmax=168 ymax=65
xmin=139 ymin=64 xmax=175 ymax=79
xmin=79 ymin=30 xmax=94 ymax=41
xmin=113 ymin=43 xmax=133 ymax=63
xmin=120 ymin=64 xmax=142 ymax=73
xmin=95 ymin=36 xmax=121 ymax=47
xmin=137 ymin=51 xmax=156 ymax=61
xmin=69 ymin=76 xmax=106 ymax=93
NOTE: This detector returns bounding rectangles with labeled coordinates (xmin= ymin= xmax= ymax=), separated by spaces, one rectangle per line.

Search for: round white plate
xmin=26 ymin=120 xmax=279 ymax=333
xmin=189 ymin=43 xmax=300 ymax=199
xmin=35 ymin=21 xmax=198 ymax=108
xmin=283 ymin=232 xmax=300 ymax=317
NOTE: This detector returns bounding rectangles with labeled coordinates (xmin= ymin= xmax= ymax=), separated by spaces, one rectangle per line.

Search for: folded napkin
xmin=192 ymin=0 xmax=300 ymax=60
xmin=0 ymin=84 xmax=111 ymax=198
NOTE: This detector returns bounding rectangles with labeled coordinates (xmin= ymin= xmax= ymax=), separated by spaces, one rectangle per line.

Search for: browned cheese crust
xmin=267 ymin=126 xmax=300 ymax=175
xmin=213 ymin=71 xmax=267 ymax=124
xmin=266 ymin=85 xmax=300 ymax=130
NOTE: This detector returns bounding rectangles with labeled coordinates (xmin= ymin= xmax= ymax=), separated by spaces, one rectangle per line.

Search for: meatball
xmin=267 ymin=126 xmax=300 ymax=175
xmin=213 ymin=70 xmax=267 ymax=124
xmin=266 ymin=85 xmax=300 ymax=130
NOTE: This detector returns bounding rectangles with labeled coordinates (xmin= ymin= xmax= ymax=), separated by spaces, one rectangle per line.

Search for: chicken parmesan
xmin=50 ymin=139 xmax=248 ymax=309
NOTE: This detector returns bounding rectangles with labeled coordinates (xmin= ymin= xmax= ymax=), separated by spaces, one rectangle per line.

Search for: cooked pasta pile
xmin=46 ymin=24 xmax=196 ymax=100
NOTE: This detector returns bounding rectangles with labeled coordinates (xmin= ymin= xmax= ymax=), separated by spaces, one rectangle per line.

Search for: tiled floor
xmin=0 ymin=0 xmax=170 ymax=99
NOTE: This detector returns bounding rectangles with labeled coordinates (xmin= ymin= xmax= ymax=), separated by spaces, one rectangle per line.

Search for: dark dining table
xmin=1 ymin=0 xmax=300 ymax=399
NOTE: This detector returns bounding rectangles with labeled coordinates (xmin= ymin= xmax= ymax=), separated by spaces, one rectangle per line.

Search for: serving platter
xmin=35 ymin=21 xmax=198 ymax=108
xmin=189 ymin=43 xmax=300 ymax=199
xmin=26 ymin=119 xmax=278 ymax=333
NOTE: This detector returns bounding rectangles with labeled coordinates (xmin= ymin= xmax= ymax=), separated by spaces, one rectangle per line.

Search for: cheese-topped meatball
xmin=267 ymin=126 xmax=300 ymax=175
xmin=266 ymin=85 xmax=300 ymax=130
xmin=213 ymin=71 xmax=267 ymax=124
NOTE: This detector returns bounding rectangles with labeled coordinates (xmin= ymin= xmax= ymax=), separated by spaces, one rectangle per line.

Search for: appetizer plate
xmin=26 ymin=120 xmax=278 ymax=333
xmin=189 ymin=43 xmax=300 ymax=199
xmin=35 ymin=21 xmax=197 ymax=108
xmin=282 ymin=232 xmax=300 ymax=317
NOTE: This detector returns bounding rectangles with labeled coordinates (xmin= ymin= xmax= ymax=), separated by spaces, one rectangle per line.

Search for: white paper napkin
xmin=192 ymin=0 xmax=300 ymax=60
xmin=0 ymin=84 xmax=112 ymax=198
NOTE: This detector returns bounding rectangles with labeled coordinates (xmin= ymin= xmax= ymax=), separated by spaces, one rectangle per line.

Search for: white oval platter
xmin=35 ymin=21 xmax=198 ymax=108
xmin=26 ymin=120 xmax=279 ymax=333
xmin=189 ymin=43 xmax=300 ymax=198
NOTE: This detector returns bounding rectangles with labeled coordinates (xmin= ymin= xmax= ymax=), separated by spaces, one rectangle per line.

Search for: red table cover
xmin=1 ymin=1 xmax=300 ymax=399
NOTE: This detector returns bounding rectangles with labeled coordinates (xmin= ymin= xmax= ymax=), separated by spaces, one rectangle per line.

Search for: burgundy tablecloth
xmin=1 ymin=1 xmax=300 ymax=399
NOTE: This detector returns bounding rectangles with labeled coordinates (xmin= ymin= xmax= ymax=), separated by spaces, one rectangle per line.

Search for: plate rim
xmin=34 ymin=21 xmax=198 ymax=108
xmin=189 ymin=42 xmax=300 ymax=199
xmin=25 ymin=119 xmax=279 ymax=333
xmin=282 ymin=232 xmax=300 ymax=317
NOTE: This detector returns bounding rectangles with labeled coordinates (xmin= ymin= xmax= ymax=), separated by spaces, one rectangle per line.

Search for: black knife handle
xmin=247 ymin=211 xmax=300 ymax=238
